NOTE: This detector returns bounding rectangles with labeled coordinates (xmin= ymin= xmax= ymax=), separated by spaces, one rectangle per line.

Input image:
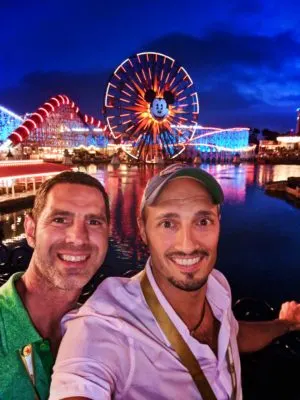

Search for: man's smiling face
xmin=25 ymin=183 xmax=109 ymax=291
xmin=139 ymin=178 xmax=220 ymax=292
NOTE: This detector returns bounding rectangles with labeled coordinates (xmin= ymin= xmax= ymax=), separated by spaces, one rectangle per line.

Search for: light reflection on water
xmin=1 ymin=163 xmax=300 ymax=306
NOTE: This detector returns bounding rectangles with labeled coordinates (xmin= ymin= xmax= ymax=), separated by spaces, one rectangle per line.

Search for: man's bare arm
xmin=237 ymin=319 xmax=289 ymax=353
xmin=237 ymin=301 xmax=300 ymax=353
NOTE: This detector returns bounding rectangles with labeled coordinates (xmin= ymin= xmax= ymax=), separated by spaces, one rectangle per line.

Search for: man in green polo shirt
xmin=0 ymin=171 xmax=110 ymax=399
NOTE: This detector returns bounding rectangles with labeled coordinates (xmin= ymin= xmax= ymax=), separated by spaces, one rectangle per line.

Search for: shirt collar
xmin=0 ymin=272 xmax=42 ymax=354
xmin=144 ymin=258 xmax=231 ymax=339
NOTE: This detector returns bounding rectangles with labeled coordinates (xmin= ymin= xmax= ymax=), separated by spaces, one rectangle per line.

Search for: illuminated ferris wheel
xmin=104 ymin=52 xmax=199 ymax=162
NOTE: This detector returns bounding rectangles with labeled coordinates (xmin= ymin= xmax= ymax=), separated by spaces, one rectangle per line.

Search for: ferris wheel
xmin=104 ymin=52 xmax=199 ymax=162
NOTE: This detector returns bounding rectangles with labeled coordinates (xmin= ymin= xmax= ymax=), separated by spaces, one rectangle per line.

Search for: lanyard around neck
xmin=140 ymin=270 xmax=237 ymax=400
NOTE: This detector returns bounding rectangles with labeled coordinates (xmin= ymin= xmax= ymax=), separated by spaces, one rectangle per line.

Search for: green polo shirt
xmin=0 ymin=272 xmax=54 ymax=400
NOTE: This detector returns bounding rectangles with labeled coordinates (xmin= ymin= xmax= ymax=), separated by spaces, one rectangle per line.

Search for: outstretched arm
xmin=237 ymin=301 xmax=300 ymax=353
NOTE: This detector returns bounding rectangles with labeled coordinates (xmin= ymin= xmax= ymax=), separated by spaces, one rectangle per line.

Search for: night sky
xmin=1 ymin=0 xmax=299 ymax=132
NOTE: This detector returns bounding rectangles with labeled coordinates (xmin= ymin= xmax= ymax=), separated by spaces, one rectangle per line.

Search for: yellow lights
xmin=277 ymin=136 xmax=300 ymax=143
xmin=74 ymin=144 xmax=99 ymax=152
xmin=0 ymin=160 xmax=44 ymax=166
xmin=107 ymin=143 xmax=132 ymax=150
xmin=0 ymin=171 xmax=65 ymax=184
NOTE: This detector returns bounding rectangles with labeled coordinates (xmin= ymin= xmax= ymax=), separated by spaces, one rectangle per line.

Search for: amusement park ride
xmin=104 ymin=52 xmax=199 ymax=161
xmin=0 ymin=52 xmax=253 ymax=163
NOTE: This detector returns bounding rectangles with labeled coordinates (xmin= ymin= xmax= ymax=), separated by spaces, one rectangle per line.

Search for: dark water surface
xmin=1 ymin=163 xmax=300 ymax=308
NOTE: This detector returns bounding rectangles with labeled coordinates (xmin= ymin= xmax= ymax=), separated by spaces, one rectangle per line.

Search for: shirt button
xmin=22 ymin=344 xmax=32 ymax=357
xmin=40 ymin=341 xmax=50 ymax=351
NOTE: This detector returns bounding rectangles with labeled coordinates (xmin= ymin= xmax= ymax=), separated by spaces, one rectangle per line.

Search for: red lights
xmin=8 ymin=95 xmax=106 ymax=146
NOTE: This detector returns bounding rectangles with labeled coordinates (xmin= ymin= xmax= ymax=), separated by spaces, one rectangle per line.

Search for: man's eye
xmin=199 ymin=218 xmax=212 ymax=226
xmin=88 ymin=219 xmax=103 ymax=226
xmin=161 ymin=220 xmax=174 ymax=229
xmin=53 ymin=217 xmax=66 ymax=224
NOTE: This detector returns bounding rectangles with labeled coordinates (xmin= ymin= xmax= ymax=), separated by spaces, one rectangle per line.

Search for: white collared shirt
xmin=50 ymin=260 xmax=242 ymax=400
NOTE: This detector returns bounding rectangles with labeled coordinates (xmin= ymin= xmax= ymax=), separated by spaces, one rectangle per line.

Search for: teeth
xmin=60 ymin=254 xmax=88 ymax=262
xmin=173 ymin=257 xmax=200 ymax=266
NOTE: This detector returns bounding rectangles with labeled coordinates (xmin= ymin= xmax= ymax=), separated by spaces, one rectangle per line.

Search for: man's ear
xmin=24 ymin=214 xmax=36 ymax=249
xmin=137 ymin=216 xmax=148 ymax=245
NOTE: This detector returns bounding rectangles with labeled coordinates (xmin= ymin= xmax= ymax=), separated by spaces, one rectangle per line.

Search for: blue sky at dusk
xmin=0 ymin=0 xmax=300 ymax=132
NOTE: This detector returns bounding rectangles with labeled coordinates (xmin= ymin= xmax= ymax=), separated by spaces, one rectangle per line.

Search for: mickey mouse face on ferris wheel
xmin=144 ymin=89 xmax=175 ymax=121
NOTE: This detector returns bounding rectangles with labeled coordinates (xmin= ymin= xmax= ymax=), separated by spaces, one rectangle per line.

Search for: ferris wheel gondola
xmin=104 ymin=52 xmax=199 ymax=162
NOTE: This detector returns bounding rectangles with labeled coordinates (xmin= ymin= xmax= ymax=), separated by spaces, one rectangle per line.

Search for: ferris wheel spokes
xmin=104 ymin=52 xmax=199 ymax=162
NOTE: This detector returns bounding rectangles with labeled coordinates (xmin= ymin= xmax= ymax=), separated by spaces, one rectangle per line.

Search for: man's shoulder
xmin=0 ymin=272 xmax=23 ymax=313
xmin=0 ymin=272 xmax=41 ymax=356
xmin=83 ymin=272 xmax=144 ymax=314
xmin=209 ymin=269 xmax=232 ymax=299
xmin=61 ymin=272 xmax=147 ymax=340
xmin=0 ymin=272 xmax=23 ymax=297
xmin=211 ymin=269 xmax=230 ymax=289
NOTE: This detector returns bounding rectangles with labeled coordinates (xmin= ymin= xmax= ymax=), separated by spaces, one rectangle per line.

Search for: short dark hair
xmin=32 ymin=171 xmax=110 ymax=223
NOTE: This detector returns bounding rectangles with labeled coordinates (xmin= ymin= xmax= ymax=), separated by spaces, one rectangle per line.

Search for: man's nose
xmin=65 ymin=219 xmax=89 ymax=245
xmin=177 ymin=226 xmax=197 ymax=253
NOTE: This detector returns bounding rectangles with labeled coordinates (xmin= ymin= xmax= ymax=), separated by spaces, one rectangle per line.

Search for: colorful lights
xmin=0 ymin=139 xmax=12 ymax=151
xmin=187 ymin=127 xmax=251 ymax=153
xmin=0 ymin=51 xmax=263 ymax=161
xmin=0 ymin=105 xmax=23 ymax=122
xmin=277 ymin=136 xmax=300 ymax=143
xmin=104 ymin=52 xmax=199 ymax=161
xmin=0 ymin=106 xmax=24 ymax=143
xmin=6 ymin=95 xmax=106 ymax=147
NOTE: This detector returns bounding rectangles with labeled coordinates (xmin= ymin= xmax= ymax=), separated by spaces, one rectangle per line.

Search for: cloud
xmin=0 ymin=70 xmax=111 ymax=117
xmin=199 ymin=82 xmax=256 ymax=111
xmin=141 ymin=31 xmax=300 ymax=130
xmin=1 ymin=30 xmax=299 ymax=132
xmin=143 ymin=31 xmax=300 ymax=72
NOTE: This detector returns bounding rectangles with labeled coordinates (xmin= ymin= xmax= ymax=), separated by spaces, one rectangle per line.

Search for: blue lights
xmin=189 ymin=127 xmax=250 ymax=152
xmin=87 ymin=135 xmax=108 ymax=147
xmin=0 ymin=106 xmax=23 ymax=143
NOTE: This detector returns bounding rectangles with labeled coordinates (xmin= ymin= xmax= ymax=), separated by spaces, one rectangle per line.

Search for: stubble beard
xmin=165 ymin=249 xmax=216 ymax=292
xmin=32 ymin=242 xmax=93 ymax=292
xmin=168 ymin=273 xmax=208 ymax=292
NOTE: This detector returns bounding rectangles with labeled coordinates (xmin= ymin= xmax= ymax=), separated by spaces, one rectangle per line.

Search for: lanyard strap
xmin=19 ymin=344 xmax=41 ymax=400
xmin=226 ymin=344 xmax=237 ymax=400
xmin=140 ymin=271 xmax=217 ymax=400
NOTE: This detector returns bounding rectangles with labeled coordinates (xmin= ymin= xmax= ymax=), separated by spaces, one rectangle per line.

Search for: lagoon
xmin=1 ymin=163 xmax=300 ymax=309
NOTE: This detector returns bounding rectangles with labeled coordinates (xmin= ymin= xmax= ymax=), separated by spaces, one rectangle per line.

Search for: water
xmin=1 ymin=163 xmax=300 ymax=307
